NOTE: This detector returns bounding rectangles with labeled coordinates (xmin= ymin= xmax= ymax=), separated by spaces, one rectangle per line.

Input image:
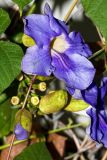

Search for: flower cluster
xmin=22 ymin=3 xmax=95 ymax=93
xmin=21 ymin=3 xmax=107 ymax=148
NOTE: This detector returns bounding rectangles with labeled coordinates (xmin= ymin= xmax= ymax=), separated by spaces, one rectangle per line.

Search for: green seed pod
xmin=65 ymin=97 xmax=89 ymax=112
xmin=39 ymin=90 xmax=68 ymax=114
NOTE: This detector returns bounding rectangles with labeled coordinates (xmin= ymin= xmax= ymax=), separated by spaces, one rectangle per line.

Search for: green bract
xmin=15 ymin=109 xmax=32 ymax=132
xmin=65 ymin=97 xmax=89 ymax=112
xmin=13 ymin=0 xmax=31 ymax=11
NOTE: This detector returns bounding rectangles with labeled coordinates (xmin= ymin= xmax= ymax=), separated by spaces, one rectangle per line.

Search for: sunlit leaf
xmin=81 ymin=0 xmax=107 ymax=40
xmin=0 ymin=41 xmax=23 ymax=93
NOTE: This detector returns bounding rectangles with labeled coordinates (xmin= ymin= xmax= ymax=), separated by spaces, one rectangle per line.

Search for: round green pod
xmin=39 ymin=90 xmax=68 ymax=114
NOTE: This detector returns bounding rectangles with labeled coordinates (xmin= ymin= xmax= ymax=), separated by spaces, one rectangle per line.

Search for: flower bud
xmin=39 ymin=90 xmax=68 ymax=114
xmin=31 ymin=96 xmax=39 ymax=106
xmin=17 ymin=73 xmax=23 ymax=81
xmin=22 ymin=34 xmax=35 ymax=47
xmin=11 ymin=96 xmax=20 ymax=105
xmin=14 ymin=123 xmax=29 ymax=140
xmin=24 ymin=75 xmax=31 ymax=85
xmin=38 ymin=82 xmax=47 ymax=92
xmin=65 ymin=97 xmax=89 ymax=112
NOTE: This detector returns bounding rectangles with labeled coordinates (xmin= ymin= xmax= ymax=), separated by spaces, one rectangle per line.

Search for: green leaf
xmin=0 ymin=41 xmax=23 ymax=93
xmin=15 ymin=109 xmax=32 ymax=132
xmin=0 ymin=9 xmax=10 ymax=34
xmin=0 ymin=93 xmax=7 ymax=104
xmin=65 ymin=97 xmax=89 ymax=112
xmin=15 ymin=142 xmax=52 ymax=160
xmin=81 ymin=0 xmax=107 ymax=40
xmin=0 ymin=99 xmax=17 ymax=136
xmin=13 ymin=0 xmax=31 ymax=11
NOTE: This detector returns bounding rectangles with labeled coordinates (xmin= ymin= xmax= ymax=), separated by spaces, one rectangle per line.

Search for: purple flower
xmin=22 ymin=3 xmax=95 ymax=91
xmin=81 ymin=78 xmax=107 ymax=108
xmin=86 ymin=78 xmax=107 ymax=147
xmin=87 ymin=108 xmax=107 ymax=147
xmin=14 ymin=123 xmax=29 ymax=140
xmin=72 ymin=78 xmax=107 ymax=147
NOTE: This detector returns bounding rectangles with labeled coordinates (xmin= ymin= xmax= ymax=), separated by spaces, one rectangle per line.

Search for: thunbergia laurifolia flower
xmin=22 ymin=3 xmax=95 ymax=92
xmin=14 ymin=123 xmax=29 ymax=140
xmin=72 ymin=78 xmax=107 ymax=147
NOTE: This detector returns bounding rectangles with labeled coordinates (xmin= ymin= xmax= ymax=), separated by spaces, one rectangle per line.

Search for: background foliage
xmin=0 ymin=0 xmax=107 ymax=160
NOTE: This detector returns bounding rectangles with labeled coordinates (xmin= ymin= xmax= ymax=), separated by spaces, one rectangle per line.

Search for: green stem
xmin=6 ymin=75 xmax=36 ymax=160
xmin=96 ymin=26 xmax=105 ymax=45
xmin=48 ymin=123 xmax=86 ymax=134
xmin=21 ymin=75 xmax=36 ymax=110
xmin=0 ymin=135 xmax=36 ymax=150
xmin=0 ymin=123 xmax=86 ymax=150
xmin=26 ymin=3 xmax=36 ymax=16
xmin=89 ymin=48 xmax=105 ymax=60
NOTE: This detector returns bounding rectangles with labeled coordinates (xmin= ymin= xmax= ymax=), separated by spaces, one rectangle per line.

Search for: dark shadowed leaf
xmin=0 ymin=99 xmax=17 ymax=136
xmin=0 ymin=9 xmax=10 ymax=34
xmin=15 ymin=142 xmax=52 ymax=160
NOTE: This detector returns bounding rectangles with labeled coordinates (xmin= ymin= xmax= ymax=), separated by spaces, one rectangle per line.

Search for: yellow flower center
xmin=51 ymin=34 xmax=70 ymax=53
